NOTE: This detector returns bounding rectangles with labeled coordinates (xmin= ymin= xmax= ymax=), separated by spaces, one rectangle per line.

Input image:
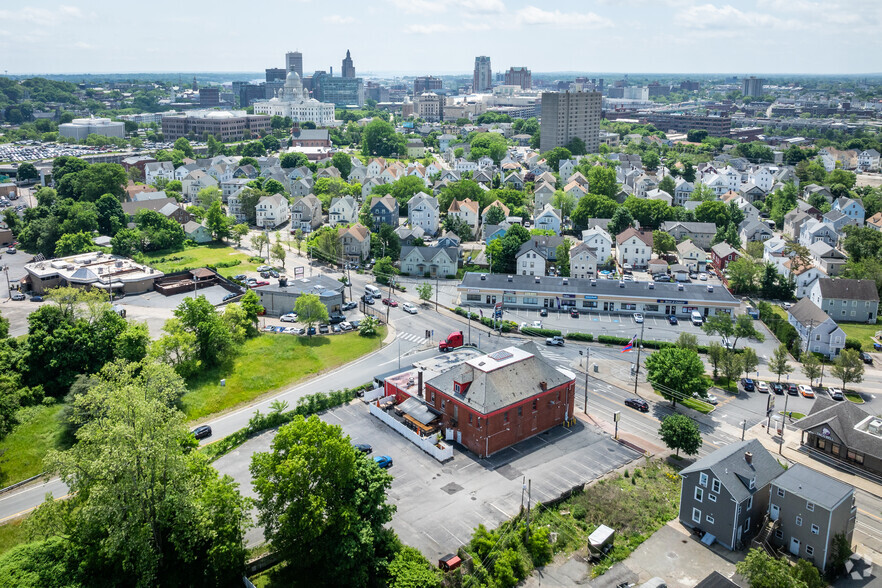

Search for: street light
xmin=579 ymin=349 xmax=590 ymax=415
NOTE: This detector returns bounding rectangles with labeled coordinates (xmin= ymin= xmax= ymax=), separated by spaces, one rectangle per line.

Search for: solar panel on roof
xmin=488 ymin=350 xmax=513 ymax=361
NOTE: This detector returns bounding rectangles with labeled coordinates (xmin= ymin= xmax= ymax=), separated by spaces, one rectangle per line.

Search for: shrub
xmin=565 ymin=332 xmax=594 ymax=342
xmin=845 ymin=338 xmax=863 ymax=352
xmin=520 ymin=327 xmax=562 ymax=338
xmin=571 ymin=504 xmax=587 ymax=520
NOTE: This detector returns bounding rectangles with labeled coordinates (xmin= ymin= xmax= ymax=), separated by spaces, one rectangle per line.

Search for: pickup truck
xmin=546 ymin=335 xmax=565 ymax=346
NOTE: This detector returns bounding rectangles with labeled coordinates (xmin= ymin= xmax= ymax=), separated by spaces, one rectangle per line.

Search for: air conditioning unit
xmin=707 ymin=285 xmax=714 ymax=292
xmin=648 ymin=282 xmax=655 ymax=289
xmin=590 ymin=279 xmax=596 ymax=287
xmin=869 ymin=419 xmax=882 ymax=435
xmin=678 ymin=284 xmax=685 ymax=291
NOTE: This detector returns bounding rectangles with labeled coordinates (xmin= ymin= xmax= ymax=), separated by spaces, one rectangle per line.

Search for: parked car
xmin=655 ymin=275 xmax=671 ymax=282
xmin=539 ymin=308 xmax=548 ymax=317
xmin=625 ymin=398 xmax=649 ymax=412
xmin=757 ymin=381 xmax=770 ymax=393
xmin=373 ymin=455 xmax=393 ymax=469
xmin=328 ymin=313 xmax=346 ymax=324
xmin=6 ymin=247 xmax=15 ymax=254
xmin=771 ymin=382 xmax=784 ymax=395
xmin=668 ymin=315 xmax=678 ymax=325
xmin=254 ymin=280 xmax=269 ymax=287
xmin=860 ymin=352 xmax=874 ymax=365
xmin=699 ymin=273 xmax=708 ymax=281
xmin=362 ymin=294 xmax=375 ymax=305
xmin=307 ymin=326 xmax=317 ymax=336
xmin=342 ymin=301 xmax=358 ymax=311
xmin=786 ymin=383 xmax=798 ymax=396
xmin=332 ymin=324 xmax=342 ymax=333
xmin=256 ymin=265 xmax=271 ymax=272
xmin=382 ymin=298 xmax=398 ymax=307
xmin=11 ymin=292 xmax=25 ymax=301
xmin=798 ymin=384 xmax=815 ymax=398
xmin=280 ymin=313 xmax=298 ymax=323
xmin=260 ymin=271 xmax=270 ymax=279
xmin=353 ymin=443 xmax=372 ymax=454
xmin=319 ymin=324 xmax=330 ymax=334
xmin=284 ymin=327 xmax=304 ymax=335
xmin=350 ymin=320 xmax=361 ymax=329
xmin=222 ymin=292 xmax=239 ymax=302
xmin=30 ymin=294 xmax=43 ymax=302
xmin=340 ymin=322 xmax=353 ymax=331
xmin=191 ymin=425 xmax=212 ymax=440
xmin=403 ymin=303 xmax=418 ymax=314
xmin=705 ymin=394 xmax=719 ymax=405
xmin=740 ymin=378 xmax=755 ymax=392
xmin=546 ymin=335 xmax=565 ymax=346
xmin=269 ymin=269 xmax=280 ymax=278
xmin=233 ymin=274 xmax=247 ymax=281
xmin=570 ymin=308 xmax=580 ymax=318
xmin=827 ymin=387 xmax=844 ymax=401
xmin=633 ymin=313 xmax=644 ymax=323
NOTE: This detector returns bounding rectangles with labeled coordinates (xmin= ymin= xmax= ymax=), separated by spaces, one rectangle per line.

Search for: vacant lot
xmin=142 ymin=243 xmax=261 ymax=278
xmin=183 ymin=329 xmax=386 ymax=419
xmin=839 ymin=320 xmax=881 ymax=349
xmin=0 ymin=404 xmax=65 ymax=486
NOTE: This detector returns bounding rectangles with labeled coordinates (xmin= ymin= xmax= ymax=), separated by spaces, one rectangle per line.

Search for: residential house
xmin=183 ymin=221 xmax=213 ymax=243
xmin=361 ymin=177 xmax=384 ymax=200
xmin=329 ymin=196 xmax=359 ymax=227
xmin=809 ymin=278 xmax=879 ymax=323
xmin=784 ymin=210 xmax=813 ymax=241
xmin=749 ymin=167 xmax=774 ymax=192
xmin=803 ymin=184 xmax=833 ymax=203
xmin=674 ymin=179 xmax=694 ymax=207
xmin=233 ymin=164 xmax=259 ymax=179
xmin=221 ymin=178 xmax=251 ymax=202
xmin=473 ymin=169 xmax=494 ymax=187
xmin=394 ymin=226 xmax=426 ymax=245
xmin=533 ymin=204 xmax=562 ymax=235
xmin=739 ymin=183 xmax=766 ymax=204
xmin=406 ymin=139 xmax=426 ymax=158
xmin=564 ymin=181 xmax=588 ymax=201
xmin=785 ymin=259 xmax=826 ymax=298
xmin=481 ymin=200 xmax=510 ymax=225
xmin=400 ymin=245 xmax=459 ymax=278
xmin=290 ymin=194 xmax=323 ymax=233
xmin=483 ymin=224 xmax=508 ymax=244
xmin=832 ymin=197 xmax=865 ymax=226
xmin=256 ymin=194 xmax=291 ymax=229
xmin=581 ymin=227 xmax=613 ymax=266
xmin=858 ymin=149 xmax=880 ymax=171
xmin=338 ymin=223 xmax=371 ymax=262
xmin=867 ymin=212 xmax=882 ymax=232
xmin=679 ymin=440 xmax=782 ymax=551
xmin=516 ymin=240 xmax=547 ymax=276
xmin=408 ymin=193 xmax=440 ymax=235
xmin=799 ymin=219 xmax=839 ymax=249
xmin=533 ymin=182 xmax=556 ymax=210
xmin=348 ymin=165 xmax=367 ymax=184
xmin=558 ymin=159 xmax=577 ymax=179
xmin=503 ymin=172 xmax=525 ymax=190
xmin=144 ymin=161 xmax=175 ymax=185
xmin=711 ymin=242 xmax=740 ymax=272
xmin=447 ymin=198 xmax=479 ymax=237
xmin=645 ymin=188 xmax=673 ymax=206
xmin=616 ymin=228 xmax=653 ymax=269
xmin=767 ymin=464 xmax=855 ymax=573
xmin=661 ymin=221 xmax=717 ymax=250
xmin=291 ymin=178 xmax=314 ymax=198
xmin=370 ymin=195 xmax=400 ymax=231
xmin=677 ymin=240 xmax=708 ymax=272
xmin=436 ymin=231 xmax=461 ymax=249
xmin=807 ymin=242 xmax=847 ymax=277
xmin=182 ymin=170 xmax=218 ymax=202
xmin=787 ymin=298 xmax=845 ymax=358
xmin=739 ymin=220 xmax=774 ymax=247
xmin=795 ymin=396 xmax=882 ymax=477
xmin=315 ymin=166 xmax=341 ymax=180
xmin=569 ymin=242 xmax=598 ymax=279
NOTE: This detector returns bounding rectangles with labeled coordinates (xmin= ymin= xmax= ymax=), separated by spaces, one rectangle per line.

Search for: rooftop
xmin=771 ymin=463 xmax=853 ymax=510
xmin=25 ymin=253 xmax=163 ymax=287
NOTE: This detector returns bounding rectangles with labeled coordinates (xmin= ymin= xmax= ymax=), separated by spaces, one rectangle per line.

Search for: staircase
xmin=751 ymin=513 xmax=780 ymax=556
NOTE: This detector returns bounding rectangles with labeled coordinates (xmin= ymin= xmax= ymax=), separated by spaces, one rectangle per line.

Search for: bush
xmin=520 ymin=327 xmax=563 ymax=338
xmin=845 ymin=338 xmax=863 ymax=352
xmin=565 ymin=332 xmax=594 ymax=342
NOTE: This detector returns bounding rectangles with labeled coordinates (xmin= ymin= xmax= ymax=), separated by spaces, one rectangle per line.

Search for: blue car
xmin=668 ymin=315 xmax=678 ymax=325
xmin=740 ymin=378 xmax=755 ymax=392
xmin=373 ymin=455 xmax=393 ymax=469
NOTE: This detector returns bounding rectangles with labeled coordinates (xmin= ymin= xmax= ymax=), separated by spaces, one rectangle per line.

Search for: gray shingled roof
xmin=817 ymin=278 xmax=879 ymax=302
xmin=787 ymin=298 xmax=833 ymax=328
xmin=794 ymin=396 xmax=881 ymax=456
xmin=771 ymin=463 xmax=853 ymax=510
xmin=680 ymin=439 xmax=783 ymax=503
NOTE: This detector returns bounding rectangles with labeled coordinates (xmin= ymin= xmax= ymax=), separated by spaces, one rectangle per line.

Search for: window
xmin=708 ymin=493 xmax=717 ymax=503
xmin=532 ymin=399 xmax=537 ymax=412
xmin=705 ymin=513 xmax=715 ymax=524
xmin=699 ymin=473 xmax=708 ymax=487
xmin=806 ymin=545 xmax=814 ymax=556
xmin=811 ymin=524 xmax=820 ymax=535
xmin=454 ymin=383 xmax=461 ymax=394
xmin=775 ymin=528 xmax=784 ymax=540
xmin=518 ymin=406 xmax=522 ymax=417
xmin=747 ymin=496 xmax=753 ymax=510
xmin=477 ymin=417 xmax=482 ymax=429
xmin=744 ymin=517 xmax=751 ymax=531
xmin=469 ymin=414 xmax=472 ymax=425
xmin=712 ymin=479 xmax=721 ymax=493
xmin=777 ymin=488 xmax=786 ymax=498
xmin=694 ymin=487 xmax=704 ymax=502
xmin=806 ymin=502 xmax=815 ymax=512
xmin=692 ymin=508 xmax=701 ymax=524
xmin=504 ymin=411 xmax=509 ymax=423
xmin=796 ymin=516 xmax=803 ymax=526
xmin=441 ymin=400 xmax=446 ymax=410
xmin=454 ymin=405 xmax=458 ymax=419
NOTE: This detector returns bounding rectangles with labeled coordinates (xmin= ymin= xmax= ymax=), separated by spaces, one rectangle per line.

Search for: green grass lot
xmin=780 ymin=411 xmax=806 ymax=420
xmin=0 ymin=404 xmax=65 ymax=487
xmin=0 ymin=518 xmax=27 ymax=556
xmin=182 ymin=328 xmax=385 ymax=420
xmin=839 ymin=320 xmax=882 ymax=349
xmin=845 ymin=391 xmax=866 ymax=404
xmin=141 ymin=243 xmax=262 ymax=278
xmin=651 ymin=388 xmax=715 ymax=414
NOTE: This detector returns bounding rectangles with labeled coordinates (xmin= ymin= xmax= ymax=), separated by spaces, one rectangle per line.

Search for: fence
xmin=369 ymin=402 xmax=453 ymax=462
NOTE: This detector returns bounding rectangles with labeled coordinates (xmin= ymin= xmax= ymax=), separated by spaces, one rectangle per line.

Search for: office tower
xmin=414 ymin=75 xmax=442 ymax=95
xmin=473 ymin=56 xmax=492 ymax=92
xmin=199 ymin=88 xmax=220 ymax=107
xmin=265 ymin=68 xmax=286 ymax=83
xmin=342 ymin=50 xmax=355 ymax=78
xmin=539 ymin=90 xmax=602 ymax=153
xmin=286 ymin=51 xmax=303 ymax=77
xmin=504 ymin=67 xmax=532 ymax=90
xmin=742 ymin=76 xmax=766 ymax=98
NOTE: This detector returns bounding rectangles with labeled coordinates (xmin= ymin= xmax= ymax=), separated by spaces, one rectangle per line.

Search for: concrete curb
xmin=0 ymin=473 xmax=46 ymax=496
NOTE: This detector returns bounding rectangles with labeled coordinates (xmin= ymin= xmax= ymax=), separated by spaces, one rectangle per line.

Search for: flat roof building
xmin=59 ymin=117 xmax=125 ymax=140
xmin=24 ymin=253 xmax=163 ymax=295
xmin=540 ymin=90 xmax=601 ymax=153
xmin=254 ymin=275 xmax=345 ymax=317
xmin=161 ymin=110 xmax=271 ymax=141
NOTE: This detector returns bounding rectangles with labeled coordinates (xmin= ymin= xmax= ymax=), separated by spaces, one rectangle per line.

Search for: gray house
xmin=679 ymin=439 xmax=783 ymax=550
xmin=370 ymin=195 xmax=399 ymax=231
xmin=787 ymin=298 xmax=846 ymax=358
xmin=767 ymin=464 xmax=855 ymax=573
xmin=660 ymin=221 xmax=717 ymax=250
xmin=794 ymin=396 xmax=882 ymax=477
xmin=809 ymin=278 xmax=879 ymax=324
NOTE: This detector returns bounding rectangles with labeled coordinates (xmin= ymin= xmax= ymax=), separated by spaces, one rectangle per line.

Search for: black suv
xmin=625 ymin=398 xmax=649 ymax=412
xmin=861 ymin=352 xmax=874 ymax=365
xmin=191 ymin=425 xmax=212 ymax=440
xmin=328 ymin=313 xmax=346 ymax=324
xmin=771 ymin=382 xmax=784 ymax=395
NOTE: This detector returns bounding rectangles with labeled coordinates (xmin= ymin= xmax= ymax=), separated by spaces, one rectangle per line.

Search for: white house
xmin=858 ymin=149 xmax=880 ymax=171
xmin=256 ymin=194 xmax=291 ymax=229
xmin=182 ymin=170 xmax=218 ymax=203
xmin=569 ymin=242 xmax=598 ymax=279
xmin=329 ymin=196 xmax=358 ymax=227
xmin=581 ymin=226 xmax=613 ymax=265
xmin=673 ymin=179 xmax=694 ymax=207
xmin=400 ymin=246 xmax=459 ymax=278
xmin=832 ymin=197 xmax=865 ymax=226
xmin=749 ymin=167 xmax=774 ymax=192
xmin=516 ymin=240 xmax=547 ymax=276
xmin=783 ymin=259 xmax=826 ymax=299
xmin=447 ymin=198 xmax=479 ymax=237
xmin=408 ymin=192 xmax=440 ymax=235
xmin=145 ymin=161 xmax=175 ymax=185
xmin=615 ymin=228 xmax=653 ymax=269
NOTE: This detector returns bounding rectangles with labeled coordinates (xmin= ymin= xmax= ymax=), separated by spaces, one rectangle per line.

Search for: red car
xmin=382 ymin=298 xmax=398 ymax=307
xmin=253 ymin=280 xmax=270 ymax=287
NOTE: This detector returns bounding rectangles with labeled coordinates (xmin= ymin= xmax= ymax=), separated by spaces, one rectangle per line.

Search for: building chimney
xmin=539 ymin=381 xmax=547 ymax=391
xmin=745 ymin=451 xmax=753 ymax=465
xmin=418 ymin=370 xmax=425 ymax=401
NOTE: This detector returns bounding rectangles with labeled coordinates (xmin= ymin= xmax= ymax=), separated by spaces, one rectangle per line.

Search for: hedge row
xmin=521 ymin=327 xmax=563 ymax=338
xmin=200 ymin=383 xmax=374 ymax=461
xmin=758 ymin=301 xmax=802 ymax=360
xmin=453 ymin=307 xmax=517 ymax=332
xmin=565 ymin=333 xmax=594 ymax=342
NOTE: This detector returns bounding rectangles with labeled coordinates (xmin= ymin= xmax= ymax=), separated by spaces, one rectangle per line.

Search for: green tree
xmin=737 ymin=548 xmax=804 ymax=588
xmin=362 ymin=118 xmax=406 ymax=157
xmin=676 ymin=332 xmax=698 ymax=350
xmin=173 ymin=137 xmax=195 ymax=158
xmin=586 ymin=166 xmax=618 ymax=199
xmin=702 ymin=314 xmax=735 ymax=343
xmin=564 ymin=137 xmax=586 ymax=156
xmin=551 ymin=190 xmax=576 ymax=219
xmin=373 ymin=256 xmax=397 ymax=285
xmin=555 ymin=237 xmax=572 ymax=277
xmin=571 ymin=193 xmax=618 ymax=229
xmin=173 ymin=295 xmax=236 ymax=368
xmin=95 ymin=192 xmax=126 ymax=236
xmin=645 ymin=347 xmax=707 ymax=408
xmin=231 ymin=223 xmax=249 ymax=246
xmin=707 ymin=342 xmax=725 ymax=378
xmin=726 ymin=257 xmax=760 ymax=294
xmin=657 ymin=175 xmax=676 ymax=196
xmin=652 ymin=230 xmax=676 ymax=255
xmin=607 ymin=207 xmax=634 ymax=236
xmin=483 ymin=204 xmax=507 ymax=226
xmin=659 ymin=414 xmax=702 ymax=456
xmin=441 ymin=215 xmax=474 ymax=242
xmin=294 ymin=293 xmax=329 ymax=335
xmin=732 ymin=314 xmax=765 ymax=349
xmin=331 ymin=152 xmax=353 ymax=180
xmin=251 ymin=233 xmax=269 ymax=258
xmin=387 ymin=546 xmax=442 ymax=588
xmin=270 ymin=241 xmax=287 ymax=268
xmin=416 ymin=282 xmax=432 ymax=302
xmin=359 ymin=315 xmax=380 ymax=337
xmin=150 ymin=319 xmax=201 ymax=378
xmin=682 ymin=161 xmax=696 ymax=182
xmin=54 ymin=231 xmax=97 ymax=257
xmin=742 ymin=347 xmax=759 ymax=379
xmin=204 ymin=199 xmax=232 ymax=241
xmin=831 ymin=348 xmax=864 ymax=391
xmin=721 ymin=352 xmax=743 ymax=391
xmin=249 ymin=415 xmax=396 ymax=585
xmin=801 ymin=352 xmax=822 ymax=386
xmin=642 ymin=151 xmax=660 ymax=171
xmin=17 ymin=162 xmax=39 ymax=181
xmin=769 ymin=343 xmax=794 ymax=382
xmin=41 ymin=359 xmax=249 ymax=586
xmin=543 ymin=147 xmax=572 ymax=172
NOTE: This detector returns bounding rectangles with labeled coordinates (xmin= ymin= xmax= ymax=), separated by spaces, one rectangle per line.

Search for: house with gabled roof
xmin=807 ymin=242 xmax=847 ymax=277
xmin=787 ymin=298 xmax=845 ymax=358
xmin=290 ymin=194 xmax=322 ymax=233
xmin=832 ymin=197 xmax=864 ymax=226
xmin=400 ymin=245 xmax=459 ymax=278
xmin=447 ymin=198 xmax=479 ymax=237
xmin=329 ymin=196 xmax=358 ymax=227
xmin=809 ymin=278 xmax=879 ymax=323
xmin=795 ymin=396 xmax=882 ymax=476
xmin=661 ymin=221 xmax=717 ymax=250
xmin=533 ymin=204 xmax=562 ymax=235
xmin=677 ymin=240 xmax=709 ymax=272
xmin=581 ymin=226 xmax=612 ymax=266
xmin=338 ymin=223 xmax=371 ymax=262
xmin=370 ymin=195 xmax=399 ymax=231
xmin=616 ymin=228 xmax=653 ymax=269
xmin=408 ymin=192 xmax=440 ymax=235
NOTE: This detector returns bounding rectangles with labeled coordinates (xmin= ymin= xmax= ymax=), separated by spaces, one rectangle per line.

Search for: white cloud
xmin=677 ymin=3 xmax=804 ymax=31
xmin=453 ymin=0 xmax=505 ymax=13
xmin=515 ymin=6 xmax=614 ymax=29
xmin=405 ymin=23 xmax=451 ymax=34
xmin=387 ymin=0 xmax=446 ymax=14
xmin=323 ymin=15 xmax=354 ymax=24
xmin=74 ymin=41 xmax=93 ymax=49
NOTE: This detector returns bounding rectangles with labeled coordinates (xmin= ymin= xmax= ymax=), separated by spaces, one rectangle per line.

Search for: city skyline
xmin=1 ymin=0 xmax=881 ymax=75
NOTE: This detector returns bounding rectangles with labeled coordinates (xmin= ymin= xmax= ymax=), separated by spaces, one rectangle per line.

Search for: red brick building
xmin=420 ymin=344 xmax=575 ymax=458
xmin=710 ymin=242 xmax=740 ymax=272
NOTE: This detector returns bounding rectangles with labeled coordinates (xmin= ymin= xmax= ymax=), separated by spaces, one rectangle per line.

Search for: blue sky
xmin=1 ymin=0 xmax=880 ymax=75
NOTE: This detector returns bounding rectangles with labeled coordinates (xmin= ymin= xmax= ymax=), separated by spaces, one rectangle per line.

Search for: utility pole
xmin=580 ymin=348 xmax=590 ymax=415
xmin=741 ymin=420 xmax=747 ymax=441
xmin=805 ymin=319 xmax=814 ymax=356
xmin=633 ymin=319 xmax=646 ymax=396
xmin=435 ymin=275 xmax=439 ymax=312
xmin=466 ymin=304 xmax=472 ymax=346
xmin=525 ymin=479 xmax=532 ymax=536
xmin=386 ymin=279 xmax=392 ymax=324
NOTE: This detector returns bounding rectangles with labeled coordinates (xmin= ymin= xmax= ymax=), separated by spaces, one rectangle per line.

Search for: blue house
xmin=370 ymin=195 xmax=399 ymax=231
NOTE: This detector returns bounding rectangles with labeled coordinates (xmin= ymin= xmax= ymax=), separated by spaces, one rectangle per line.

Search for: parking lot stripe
xmin=489 ymin=502 xmax=513 ymax=518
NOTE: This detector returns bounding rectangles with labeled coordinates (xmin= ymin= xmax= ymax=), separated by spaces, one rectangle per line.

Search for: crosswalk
xmin=397 ymin=331 xmax=429 ymax=345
